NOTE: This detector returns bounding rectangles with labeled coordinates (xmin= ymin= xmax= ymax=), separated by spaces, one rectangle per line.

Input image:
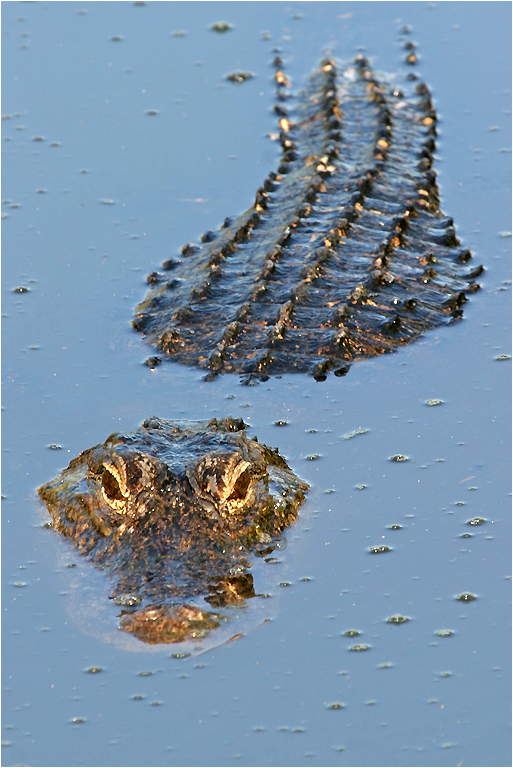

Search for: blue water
xmin=2 ymin=2 xmax=511 ymax=766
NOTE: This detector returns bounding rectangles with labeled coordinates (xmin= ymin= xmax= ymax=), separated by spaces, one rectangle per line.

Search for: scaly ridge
xmin=133 ymin=39 xmax=482 ymax=380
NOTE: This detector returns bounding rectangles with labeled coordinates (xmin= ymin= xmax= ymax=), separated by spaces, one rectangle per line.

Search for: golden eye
xmin=101 ymin=462 xmax=129 ymax=511
xmin=226 ymin=468 xmax=250 ymax=502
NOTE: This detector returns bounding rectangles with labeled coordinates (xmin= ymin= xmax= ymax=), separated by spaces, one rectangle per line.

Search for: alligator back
xmin=133 ymin=47 xmax=482 ymax=382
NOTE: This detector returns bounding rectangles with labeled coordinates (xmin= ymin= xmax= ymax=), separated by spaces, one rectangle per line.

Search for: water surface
xmin=2 ymin=2 xmax=511 ymax=766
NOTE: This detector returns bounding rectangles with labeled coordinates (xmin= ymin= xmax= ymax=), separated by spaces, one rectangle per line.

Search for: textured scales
xmin=38 ymin=417 xmax=308 ymax=645
xmin=133 ymin=46 xmax=482 ymax=382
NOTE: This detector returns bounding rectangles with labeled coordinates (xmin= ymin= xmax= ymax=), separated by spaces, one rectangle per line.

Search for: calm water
xmin=2 ymin=2 xmax=511 ymax=766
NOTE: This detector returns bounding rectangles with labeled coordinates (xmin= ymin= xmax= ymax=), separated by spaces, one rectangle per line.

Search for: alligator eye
xmin=226 ymin=468 xmax=251 ymax=502
xmin=102 ymin=468 xmax=125 ymax=502
xmin=101 ymin=462 xmax=130 ymax=511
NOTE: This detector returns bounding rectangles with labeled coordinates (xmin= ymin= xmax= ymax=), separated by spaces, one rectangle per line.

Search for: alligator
xmin=38 ymin=417 xmax=308 ymax=645
xmin=39 ymin=38 xmax=482 ymax=646
xmin=133 ymin=42 xmax=482 ymax=382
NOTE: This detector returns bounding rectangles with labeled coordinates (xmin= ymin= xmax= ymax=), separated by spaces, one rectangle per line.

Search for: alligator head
xmin=38 ymin=417 xmax=308 ymax=645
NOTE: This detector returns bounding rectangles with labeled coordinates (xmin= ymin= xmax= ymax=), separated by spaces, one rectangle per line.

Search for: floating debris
xmin=110 ymin=594 xmax=141 ymax=607
xmin=341 ymin=427 xmax=368 ymax=440
xmin=144 ymin=356 xmax=162 ymax=369
xmin=210 ymin=21 xmax=232 ymax=32
xmin=426 ymin=399 xmax=443 ymax=406
xmin=225 ymin=71 xmax=254 ymax=83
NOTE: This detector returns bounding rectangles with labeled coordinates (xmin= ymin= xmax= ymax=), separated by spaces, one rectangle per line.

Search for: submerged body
xmin=133 ymin=54 xmax=482 ymax=381
xmin=38 ymin=417 xmax=308 ymax=644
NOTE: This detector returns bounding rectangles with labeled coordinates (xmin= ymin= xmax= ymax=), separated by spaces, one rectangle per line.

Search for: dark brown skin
xmin=133 ymin=51 xmax=481 ymax=382
xmin=38 ymin=417 xmax=308 ymax=644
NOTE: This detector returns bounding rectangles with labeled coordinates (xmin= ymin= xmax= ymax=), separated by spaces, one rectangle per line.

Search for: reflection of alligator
xmin=38 ymin=417 xmax=308 ymax=645
xmin=134 ymin=52 xmax=482 ymax=382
